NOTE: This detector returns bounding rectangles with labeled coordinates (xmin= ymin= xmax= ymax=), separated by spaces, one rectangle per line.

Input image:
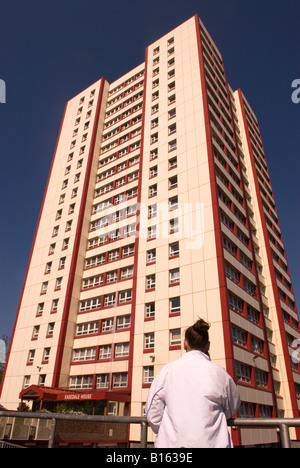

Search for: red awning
xmin=19 ymin=385 xmax=130 ymax=402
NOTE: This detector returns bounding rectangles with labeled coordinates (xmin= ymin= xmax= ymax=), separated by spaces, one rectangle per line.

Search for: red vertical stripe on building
xmin=52 ymin=78 xmax=106 ymax=387
xmin=0 ymin=103 xmax=68 ymax=399
xmin=194 ymin=14 xmax=235 ymax=377
xmin=237 ymin=89 xmax=300 ymax=427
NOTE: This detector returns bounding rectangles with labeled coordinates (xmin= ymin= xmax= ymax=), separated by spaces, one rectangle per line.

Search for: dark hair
xmin=185 ymin=318 xmax=210 ymax=351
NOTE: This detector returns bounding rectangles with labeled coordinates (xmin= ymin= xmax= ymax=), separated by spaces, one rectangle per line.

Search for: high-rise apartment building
xmin=1 ymin=15 xmax=299 ymax=447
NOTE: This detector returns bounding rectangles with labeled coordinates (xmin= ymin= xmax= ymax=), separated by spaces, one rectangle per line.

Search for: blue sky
xmin=0 ymin=0 xmax=299 ymax=338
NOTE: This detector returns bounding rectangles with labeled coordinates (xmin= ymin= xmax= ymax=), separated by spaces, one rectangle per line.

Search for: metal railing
xmin=228 ymin=418 xmax=300 ymax=448
xmin=1 ymin=411 xmax=300 ymax=448
xmin=0 ymin=440 xmax=27 ymax=448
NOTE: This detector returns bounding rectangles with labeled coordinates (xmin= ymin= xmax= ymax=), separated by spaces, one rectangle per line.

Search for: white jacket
xmin=145 ymin=350 xmax=240 ymax=448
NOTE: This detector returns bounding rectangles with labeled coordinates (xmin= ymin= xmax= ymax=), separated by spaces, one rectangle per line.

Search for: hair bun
xmin=192 ymin=319 xmax=210 ymax=335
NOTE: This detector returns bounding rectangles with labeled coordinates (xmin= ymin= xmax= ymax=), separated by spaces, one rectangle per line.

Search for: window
xmin=150 ymin=148 xmax=158 ymax=160
xmin=239 ymin=402 xmax=255 ymax=418
xmin=169 ymin=195 xmax=178 ymax=210
xmin=150 ymin=166 xmax=158 ymax=178
xmin=149 ymin=184 xmax=157 ymax=197
xmin=240 ymin=252 xmax=252 ymax=270
xmin=168 ymin=94 xmax=176 ymax=105
xmin=59 ymin=194 xmax=65 ymax=204
xmin=170 ymin=268 xmax=180 ymax=284
xmin=244 ymin=278 xmax=256 ymax=296
xmin=106 ymin=270 xmax=118 ymax=283
xmin=66 ymin=220 xmax=72 ymax=231
xmin=37 ymin=303 xmax=44 ymax=316
xmin=97 ymin=374 xmax=109 ymax=389
xmin=43 ymin=348 xmax=50 ymax=362
xmin=73 ymin=347 xmax=96 ymax=362
xmin=24 ymin=376 xmax=30 ymax=389
xmin=62 ymin=238 xmax=69 ymax=250
xmin=146 ymin=274 xmax=156 ymax=290
xmin=169 ymin=217 xmax=179 ymax=234
xmin=223 ymin=236 xmax=237 ymax=256
xmin=115 ymin=342 xmax=129 ymax=358
xmin=145 ymin=333 xmax=155 ymax=350
xmin=225 ymin=263 xmax=240 ymax=283
xmin=49 ymin=243 xmax=55 ymax=255
xmin=259 ymin=405 xmax=272 ymax=418
xmin=126 ymin=203 xmax=137 ymax=217
xmin=119 ymin=289 xmax=132 ymax=303
xmin=82 ymin=274 xmax=103 ymax=289
xmin=79 ymin=296 xmax=101 ymax=312
xmin=229 ymin=294 xmax=243 ymax=314
xmin=117 ymin=315 xmax=131 ymax=329
xmin=113 ymin=373 xmax=128 ymax=388
xmin=70 ymin=375 xmax=93 ymax=389
xmin=122 ymin=244 xmax=134 ymax=257
xmin=52 ymin=226 xmax=59 ymax=237
xmin=56 ymin=209 xmax=62 ymax=220
xmin=169 ymin=156 xmax=177 ymax=169
xmin=32 ymin=325 xmax=39 ymax=339
xmin=255 ymin=369 xmax=268 ymax=388
xmin=170 ymin=329 xmax=181 ymax=347
xmin=121 ymin=266 xmax=134 ymax=279
xmin=247 ymin=306 xmax=260 ymax=324
xmin=168 ymin=108 xmax=176 ymax=119
xmin=235 ymin=362 xmax=251 ymax=383
xmin=169 ymin=242 xmax=179 ymax=257
xmin=149 ymin=203 xmax=157 ymax=218
xmin=169 ymin=175 xmax=178 ymax=189
xmin=28 ymin=350 xmax=35 ymax=363
xmin=168 ymin=123 xmax=176 ymax=134
xmin=45 ymin=262 xmax=52 ymax=274
xmin=41 ymin=282 xmax=48 ymax=294
xmin=169 ymin=140 xmax=177 ymax=151
xmin=76 ymin=321 xmax=99 ymax=336
xmin=147 ymin=249 xmax=156 ymax=263
xmin=148 ymin=226 xmax=157 ymax=240
xmin=145 ymin=302 xmax=155 ymax=319
xmin=55 ymin=277 xmax=62 ymax=290
xmin=62 ymin=179 xmax=68 ymax=189
xmin=104 ymin=293 xmax=116 ymax=307
xmin=170 ymin=297 xmax=180 ymax=314
xmin=144 ymin=366 xmax=154 ymax=384
xmin=168 ymin=81 xmax=175 ymax=92
xmin=108 ymin=249 xmax=119 ymax=262
xmin=74 ymin=172 xmax=81 ymax=182
xmin=168 ymin=69 xmax=175 ymax=80
xmin=69 ymin=203 xmax=75 ymax=214
xmin=152 ymin=104 xmax=159 ymax=114
xmin=51 ymin=299 xmax=59 ymax=312
xmin=251 ymin=336 xmax=264 ymax=354
xmin=102 ymin=318 xmax=113 ymax=332
xmin=232 ymin=327 xmax=247 ymax=347
xmin=99 ymin=345 xmax=111 ymax=359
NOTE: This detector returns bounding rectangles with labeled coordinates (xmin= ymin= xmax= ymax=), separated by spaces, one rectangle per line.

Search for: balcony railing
xmin=1 ymin=411 xmax=300 ymax=448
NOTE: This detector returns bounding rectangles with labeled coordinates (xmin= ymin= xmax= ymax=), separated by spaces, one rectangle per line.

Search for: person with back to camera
xmin=145 ymin=318 xmax=240 ymax=448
